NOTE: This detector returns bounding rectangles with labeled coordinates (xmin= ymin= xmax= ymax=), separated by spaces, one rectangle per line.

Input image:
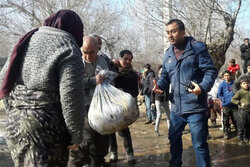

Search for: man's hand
xmin=95 ymin=74 xmax=105 ymax=84
xmin=152 ymin=79 xmax=163 ymax=94
xmin=112 ymin=59 xmax=120 ymax=67
xmin=68 ymin=144 xmax=79 ymax=150
xmin=187 ymin=81 xmax=202 ymax=96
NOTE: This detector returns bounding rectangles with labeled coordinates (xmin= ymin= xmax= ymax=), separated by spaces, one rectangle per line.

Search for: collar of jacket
xmin=166 ymin=36 xmax=206 ymax=61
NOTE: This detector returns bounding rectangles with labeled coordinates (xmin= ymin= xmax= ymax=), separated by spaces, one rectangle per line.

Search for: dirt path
xmin=1 ymin=101 xmax=250 ymax=167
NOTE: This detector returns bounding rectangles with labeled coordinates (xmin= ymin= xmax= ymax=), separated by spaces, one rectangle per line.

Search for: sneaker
xmin=109 ymin=152 xmax=118 ymax=162
xmin=224 ymin=133 xmax=229 ymax=140
xmin=207 ymin=135 xmax=214 ymax=140
xmin=243 ymin=137 xmax=249 ymax=144
xmin=151 ymin=120 xmax=155 ymax=125
xmin=212 ymin=121 xmax=216 ymax=128
xmin=127 ymin=154 xmax=136 ymax=164
xmin=144 ymin=120 xmax=152 ymax=124
xmin=155 ymin=130 xmax=160 ymax=136
xmin=238 ymin=140 xmax=246 ymax=146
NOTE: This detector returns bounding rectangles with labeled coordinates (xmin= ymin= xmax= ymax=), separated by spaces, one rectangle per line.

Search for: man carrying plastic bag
xmin=88 ymin=68 xmax=138 ymax=135
xmin=68 ymin=36 xmax=112 ymax=167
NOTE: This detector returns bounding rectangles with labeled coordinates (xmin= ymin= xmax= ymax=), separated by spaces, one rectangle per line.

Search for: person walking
xmin=142 ymin=64 xmax=156 ymax=124
xmin=153 ymin=19 xmax=217 ymax=167
xmin=151 ymin=65 xmax=170 ymax=137
xmin=0 ymin=10 xmax=85 ymax=167
xmin=109 ymin=50 xmax=138 ymax=164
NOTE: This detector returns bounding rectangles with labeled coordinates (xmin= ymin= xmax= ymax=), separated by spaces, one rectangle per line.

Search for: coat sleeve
xmin=58 ymin=53 xmax=85 ymax=144
xmin=157 ymin=55 xmax=170 ymax=91
xmin=197 ymin=47 xmax=218 ymax=93
xmin=217 ymin=83 xmax=224 ymax=103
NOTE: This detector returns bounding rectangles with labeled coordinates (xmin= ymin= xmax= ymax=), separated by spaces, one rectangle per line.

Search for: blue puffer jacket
xmin=157 ymin=37 xmax=217 ymax=115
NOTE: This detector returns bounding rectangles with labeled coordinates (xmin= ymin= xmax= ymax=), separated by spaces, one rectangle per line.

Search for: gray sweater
xmin=0 ymin=26 xmax=85 ymax=144
xmin=83 ymin=54 xmax=111 ymax=107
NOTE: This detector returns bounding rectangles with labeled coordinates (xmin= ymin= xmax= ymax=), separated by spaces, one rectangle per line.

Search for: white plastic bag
xmin=88 ymin=69 xmax=138 ymax=135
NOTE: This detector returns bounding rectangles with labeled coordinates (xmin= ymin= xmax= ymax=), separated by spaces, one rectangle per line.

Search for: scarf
xmin=0 ymin=10 xmax=83 ymax=99
xmin=118 ymin=66 xmax=133 ymax=76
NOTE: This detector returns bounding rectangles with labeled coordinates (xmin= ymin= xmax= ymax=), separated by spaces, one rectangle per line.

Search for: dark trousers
xmin=237 ymin=108 xmax=250 ymax=141
xmin=222 ymin=106 xmax=237 ymax=134
xmin=242 ymin=59 xmax=249 ymax=74
xmin=109 ymin=127 xmax=134 ymax=155
xmin=68 ymin=117 xmax=109 ymax=167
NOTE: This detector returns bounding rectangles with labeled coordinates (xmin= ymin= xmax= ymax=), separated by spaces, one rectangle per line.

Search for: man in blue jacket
xmin=153 ymin=19 xmax=217 ymax=167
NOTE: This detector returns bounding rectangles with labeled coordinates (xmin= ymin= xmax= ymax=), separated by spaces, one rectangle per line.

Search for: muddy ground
xmin=1 ymin=100 xmax=250 ymax=167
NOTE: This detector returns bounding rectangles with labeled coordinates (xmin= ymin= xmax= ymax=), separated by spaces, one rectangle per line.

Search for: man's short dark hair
xmin=144 ymin=63 xmax=151 ymax=70
xmin=119 ymin=50 xmax=133 ymax=58
xmin=229 ymin=59 xmax=235 ymax=63
xmin=157 ymin=65 xmax=162 ymax=72
xmin=223 ymin=70 xmax=231 ymax=75
xmin=244 ymin=38 xmax=249 ymax=41
xmin=239 ymin=76 xmax=249 ymax=84
xmin=166 ymin=19 xmax=185 ymax=31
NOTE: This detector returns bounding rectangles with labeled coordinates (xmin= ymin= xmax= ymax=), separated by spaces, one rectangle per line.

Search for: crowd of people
xmin=0 ymin=9 xmax=249 ymax=167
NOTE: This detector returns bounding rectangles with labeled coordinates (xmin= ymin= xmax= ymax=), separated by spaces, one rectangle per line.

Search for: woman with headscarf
xmin=0 ymin=10 xmax=85 ymax=166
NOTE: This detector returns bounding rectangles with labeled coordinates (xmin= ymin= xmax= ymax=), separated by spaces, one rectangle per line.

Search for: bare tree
xmin=128 ymin=0 xmax=248 ymax=70
xmin=0 ymin=0 xmax=126 ymax=58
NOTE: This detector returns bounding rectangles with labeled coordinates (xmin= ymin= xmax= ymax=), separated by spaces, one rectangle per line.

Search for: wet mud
xmin=1 ymin=101 xmax=250 ymax=167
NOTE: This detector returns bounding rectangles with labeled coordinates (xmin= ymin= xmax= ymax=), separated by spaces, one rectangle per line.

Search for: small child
xmin=217 ymin=70 xmax=238 ymax=139
xmin=231 ymin=76 xmax=250 ymax=146
xmin=227 ymin=59 xmax=240 ymax=80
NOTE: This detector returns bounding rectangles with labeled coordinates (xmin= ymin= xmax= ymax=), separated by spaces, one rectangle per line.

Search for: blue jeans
xmin=169 ymin=111 xmax=210 ymax=167
xmin=145 ymin=94 xmax=156 ymax=121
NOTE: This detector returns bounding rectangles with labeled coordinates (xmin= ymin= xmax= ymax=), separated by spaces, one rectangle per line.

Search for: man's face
xmin=119 ymin=53 xmax=133 ymax=68
xmin=247 ymin=66 xmax=250 ymax=74
xmin=158 ymin=68 xmax=162 ymax=75
xmin=240 ymin=81 xmax=248 ymax=90
xmin=223 ymin=73 xmax=231 ymax=82
xmin=244 ymin=39 xmax=249 ymax=45
xmin=166 ymin=22 xmax=185 ymax=46
xmin=81 ymin=43 xmax=98 ymax=63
